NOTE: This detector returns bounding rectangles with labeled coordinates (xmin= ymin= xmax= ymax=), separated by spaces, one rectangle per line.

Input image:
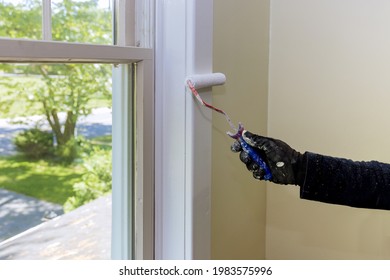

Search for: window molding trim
xmin=155 ymin=0 xmax=213 ymax=260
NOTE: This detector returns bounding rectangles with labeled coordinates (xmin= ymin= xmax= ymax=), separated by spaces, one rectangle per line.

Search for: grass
xmin=0 ymin=155 xmax=85 ymax=205
xmin=91 ymin=134 xmax=111 ymax=143
xmin=0 ymin=137 xmax=112 ymax=206
xmin=89 ymin=134 xmax=112 ymax=148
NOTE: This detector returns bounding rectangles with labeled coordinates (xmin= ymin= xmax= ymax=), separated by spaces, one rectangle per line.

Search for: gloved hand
xmin=231 ymin=131 xmax=305 ymax=185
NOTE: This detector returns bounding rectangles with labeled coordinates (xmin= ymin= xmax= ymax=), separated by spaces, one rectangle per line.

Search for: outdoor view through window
xmin=0 ymin=0 xmax=113 ymax=259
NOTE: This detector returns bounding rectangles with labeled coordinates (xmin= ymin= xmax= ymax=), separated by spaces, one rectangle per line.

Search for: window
xmin=0 ymin=0 xmax=154 ymax=260
xmin=0 ymin=62 xmax=113 ymax=260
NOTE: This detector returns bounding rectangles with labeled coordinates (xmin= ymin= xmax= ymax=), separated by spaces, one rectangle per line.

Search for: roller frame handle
xmin=238 ymin=136 xmax=273 ymax=181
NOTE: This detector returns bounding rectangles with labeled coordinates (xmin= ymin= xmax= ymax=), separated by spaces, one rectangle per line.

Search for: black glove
xmin=231 ymin=131 xmax=305 ymax=185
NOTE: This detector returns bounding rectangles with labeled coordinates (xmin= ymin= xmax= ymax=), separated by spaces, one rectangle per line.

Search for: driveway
xmin=0 ymin=189 xmax=63 ymax=242
xmin=0 ymin=194 xmax=111 ymax=259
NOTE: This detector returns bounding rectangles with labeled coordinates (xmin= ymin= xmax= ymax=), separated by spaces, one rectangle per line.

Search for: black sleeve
xmin=299 ymin=152 xmax=390 ymax=210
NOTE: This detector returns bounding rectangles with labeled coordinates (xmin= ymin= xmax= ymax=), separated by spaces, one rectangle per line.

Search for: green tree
xmin=0 ymin=0 xmax=112 ymax=152
xmin=0 ymin=0 xmax=42 ymax=40
xmin=35 ymin=63 xmax=111 ymax=147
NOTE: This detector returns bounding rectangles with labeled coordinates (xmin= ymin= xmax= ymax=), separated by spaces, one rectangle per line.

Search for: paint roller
xmin=185 ymin=72 xmax=273 ymax=180
xmin=185 ymin=72 xmax=226 ymax=90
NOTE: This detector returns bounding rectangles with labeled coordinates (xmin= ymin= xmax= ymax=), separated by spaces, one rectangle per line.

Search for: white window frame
xmin=155 ymin=0 xmax=213 ymax=259
xmin=0 ymin=0 xmax=154 ymax=260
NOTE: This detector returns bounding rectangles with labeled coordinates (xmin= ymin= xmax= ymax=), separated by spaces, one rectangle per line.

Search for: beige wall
xmin=213 ymin=0 xmax=390 ymax=260
xmin=212 ymin=0 xmax=270 ymax=259
xmin=267 ymin=0 xmax=390 ymax=259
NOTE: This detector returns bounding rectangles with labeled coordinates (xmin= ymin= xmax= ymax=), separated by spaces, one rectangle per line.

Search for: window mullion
xmin=42 ymin=0 xmax=52 ymax=41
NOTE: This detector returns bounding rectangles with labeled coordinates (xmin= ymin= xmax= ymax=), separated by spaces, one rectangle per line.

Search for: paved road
xmin=0 ymin=189 xmax=64 ymax=243
xmin=0 ymin=194 xmax=111 ymax=259
xmin=0 ymin=107 xmax=112 ymax=156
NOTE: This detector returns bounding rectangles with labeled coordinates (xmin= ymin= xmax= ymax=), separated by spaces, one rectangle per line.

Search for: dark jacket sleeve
xmin=299 ymin=152 xmax=390 ymax=210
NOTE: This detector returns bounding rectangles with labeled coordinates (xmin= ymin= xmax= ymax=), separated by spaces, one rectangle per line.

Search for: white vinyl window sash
xmin=0 ymin=39 xmax=154 ymax=260
xmin=0 ymin=0 xmax=154 ymax=260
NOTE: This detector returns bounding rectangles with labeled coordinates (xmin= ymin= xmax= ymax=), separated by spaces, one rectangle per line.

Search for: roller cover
xmin=186 ymin=73 xmax=226 ymax=90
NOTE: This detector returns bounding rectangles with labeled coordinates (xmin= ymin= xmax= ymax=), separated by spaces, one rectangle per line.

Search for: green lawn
xmin=0 ymin=156 xmax=85 ymax=205
xmin=89 ymin=134 xmax=112 ymax=147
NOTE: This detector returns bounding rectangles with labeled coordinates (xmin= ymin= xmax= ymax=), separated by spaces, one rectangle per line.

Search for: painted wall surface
xmin=267 ymin=0 xmax=390 ymax=259
xmin=212 ymin=0 xmax=270 ymax=259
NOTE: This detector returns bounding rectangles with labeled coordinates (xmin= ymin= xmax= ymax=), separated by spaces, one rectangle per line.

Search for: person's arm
xmin=232 ymin=131 xmax=390 ymax=210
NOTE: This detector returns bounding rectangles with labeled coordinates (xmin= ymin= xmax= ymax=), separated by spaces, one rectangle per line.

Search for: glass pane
xmin=52 ymin=0 xmax=113 ymax=44
xmin=0 ymin=63 xmax=113 ymax=259
xmin=0 ymin=0 xmax=42 ymax=40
